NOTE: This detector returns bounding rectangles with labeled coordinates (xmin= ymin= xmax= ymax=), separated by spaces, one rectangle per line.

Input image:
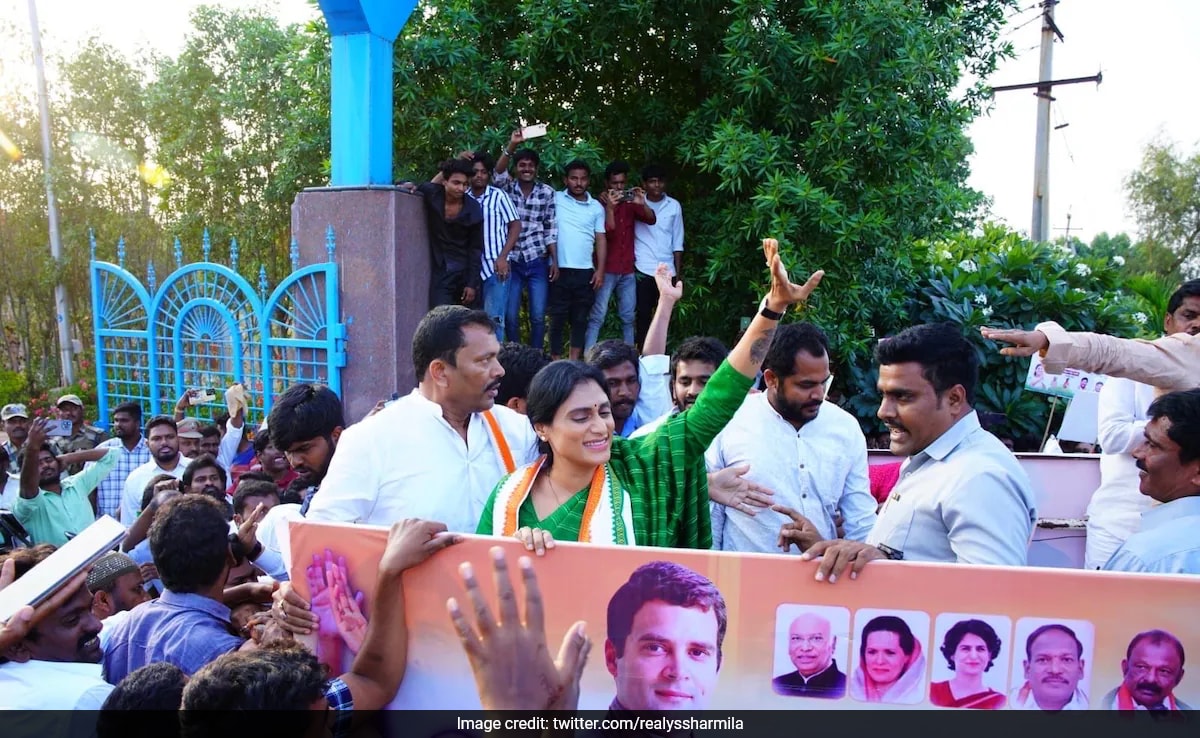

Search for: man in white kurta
xmin=306 ymin=306 xmax=538 ymax=532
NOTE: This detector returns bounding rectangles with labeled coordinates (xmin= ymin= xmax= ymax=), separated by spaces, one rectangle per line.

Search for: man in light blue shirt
xmin=800 ymin=323 xmax=1036 ymax=582
xmin=1104 ymin=388 xmax=1200 ymax=575
xmin=548 ymin=160 xmax=606 ymax=359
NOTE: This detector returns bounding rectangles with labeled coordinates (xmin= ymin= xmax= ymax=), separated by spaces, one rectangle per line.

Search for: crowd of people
xmin=3 ymin=215 xmax=1200 ymax=725
xmin=401 ymin=129 xmax=684 ymax=360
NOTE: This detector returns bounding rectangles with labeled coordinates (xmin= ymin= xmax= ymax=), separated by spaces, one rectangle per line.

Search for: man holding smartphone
xmin=50 ymin=394 xmax=108 ymax=475
xmin=586 ymin=161 xmax=655 ymax=350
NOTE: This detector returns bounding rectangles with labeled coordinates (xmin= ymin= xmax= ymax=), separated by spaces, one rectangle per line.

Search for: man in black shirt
xmin=417 ymin=159 xmax=485 ymax=308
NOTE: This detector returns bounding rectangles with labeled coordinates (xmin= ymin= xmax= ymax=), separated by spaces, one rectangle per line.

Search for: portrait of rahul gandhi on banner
xmin=604 ymin=561 xmax=727 ymax=711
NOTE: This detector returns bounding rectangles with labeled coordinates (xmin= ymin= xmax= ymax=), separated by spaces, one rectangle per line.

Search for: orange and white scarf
xmin=492 ymin=455 xmax=635 ymax=545
xmin=1115 ymin=683 xmax=1181 ymax=711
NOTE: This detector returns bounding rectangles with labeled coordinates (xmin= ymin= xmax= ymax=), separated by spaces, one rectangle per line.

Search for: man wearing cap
xmin=87 ymin=551 xmax=150 ymax=652
xmin=175 ymin=418 xmax=204 ymax=460
xmin=51 ymin=394 xmax=108 ymax=475
xmin=2 ymin=403 xmax=30 ymax=475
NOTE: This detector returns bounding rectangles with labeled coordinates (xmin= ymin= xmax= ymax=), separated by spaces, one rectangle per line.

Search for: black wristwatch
xmin=876 ymin=543 xmax=904 ymax=561
xmin=758 ymin=298 xmax=785 ymax=321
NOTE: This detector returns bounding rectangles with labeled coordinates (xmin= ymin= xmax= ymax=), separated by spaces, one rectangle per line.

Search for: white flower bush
xmin=973 ymin=292 xmax=988 ymax=305
xmin=1134 ymin=312 xmax=1148 ymax=324
xmin=1113 ymin=255 xmax=1126 ymax=266
xmin=958 ymin=259 xmax=978 ymax=273
xmin=1074 ymin=263 xmax=1091 ymax=277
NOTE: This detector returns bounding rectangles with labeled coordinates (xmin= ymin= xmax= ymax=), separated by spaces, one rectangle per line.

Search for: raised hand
xmin=763 ymin=238 xmax=824 ymax=310
xmin=235 ymin=502 xmax=267 ymax=555
xmin=708 ymin=464 xmax=775 ymax=515
xmin=448 ymin=547 xmax=591 ymax=711
xmin=654 ymin=263 xmax=682 ymax=303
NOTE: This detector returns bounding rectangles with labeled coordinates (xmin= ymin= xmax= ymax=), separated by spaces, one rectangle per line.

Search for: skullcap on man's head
xmin=86 ymin=551 xmax=140 ymax=593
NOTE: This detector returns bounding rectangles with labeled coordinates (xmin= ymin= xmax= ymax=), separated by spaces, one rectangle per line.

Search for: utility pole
xmin=1030 ymin=0 xmax=1057 ymax=244
xmin=27 ymin=0 xmax=74 ymax=384
xmin=989 ymin=1 xmax=1101 ymax=245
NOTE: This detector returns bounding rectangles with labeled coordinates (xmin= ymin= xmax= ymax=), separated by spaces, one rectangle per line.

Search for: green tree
xmin=1125 ymin=138 xmax=1200 ymax=278
xmin=144 ymin=6 xmax=328 ymax=280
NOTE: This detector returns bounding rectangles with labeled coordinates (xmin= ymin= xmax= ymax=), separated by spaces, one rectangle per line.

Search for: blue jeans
xmin=585 ymin=272 xmax=636 ymax=349
xmin=482 ymin=274 xmax=510 ymax=341
xmin=506 ymin=257 xmax=550 ymax=348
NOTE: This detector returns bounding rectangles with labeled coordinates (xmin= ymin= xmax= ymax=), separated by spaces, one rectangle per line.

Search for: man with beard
xmin=181 ymin=455 xmax=229 ymax=512
xmin=250 ymin=382 xmax=345 ymax=581
xmin=548 ymin=160 xmax=606 ymax=359
xmin=494 ymin=130 xmax=557 ymax=349
xmin=1086 ymin=280 xmax=1200 ymax=569
xmin=706 ymin=323 xmax=877 ymax=553
xmin=801 ymin=323 xmax=1036 ymax=581
xmin=119 ymin=416 xmax=192 ymax=526
xmin=14 ymin=418 xmax=120 ymax=546
xmin=1 ymin=403 xmax=29 ymax=475
xmin=175 ymin=417 xmax=205 ymax=460
xmin=307 ymin=306 xmax=538 ymax=532
xmin=1102 ymin=630 xmax=1191 ymax=711
xmin=630 ymin=336 xmax=729 ymax=438
xmin=1103 ymin=388 xmax=1200 ymax=574
xmin=0 ymin=545 xmax=114 ymax=717
xmin=89 ymin=402 xmax=151 ymax=519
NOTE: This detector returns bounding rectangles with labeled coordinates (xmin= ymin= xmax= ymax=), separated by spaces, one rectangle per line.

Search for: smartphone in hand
xmin=520 ymin=123 xmax=548 ymax=140
xmin=45 ymin=419 xmax=73 ymax=437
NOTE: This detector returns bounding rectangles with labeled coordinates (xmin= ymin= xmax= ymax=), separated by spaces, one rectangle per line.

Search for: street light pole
xmin=27 ymin=0 xmax=74 ymax=384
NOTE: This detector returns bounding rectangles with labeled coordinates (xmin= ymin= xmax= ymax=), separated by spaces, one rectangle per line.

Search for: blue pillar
xmin=318 ymin=0 xmax=418 ymax=186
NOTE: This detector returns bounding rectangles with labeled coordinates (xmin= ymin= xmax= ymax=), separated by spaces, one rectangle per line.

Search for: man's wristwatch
xmin=758 ymin=297 xmax=786 ymax=321
xmin=876 ymin=543 xmax=904 ymax=561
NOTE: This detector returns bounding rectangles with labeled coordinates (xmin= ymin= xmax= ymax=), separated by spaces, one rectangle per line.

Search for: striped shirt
xmin=493 ymin=170 xmax=557 ymax=263
xmin=87 ymin=436 xmax=150 ymax=519
xmin=467 ymin=185 xmax=520 ymax=280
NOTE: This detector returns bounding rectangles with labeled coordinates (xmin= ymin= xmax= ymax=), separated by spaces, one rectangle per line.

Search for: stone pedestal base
xmin=291 ymin=186 xmax=428 ymax=423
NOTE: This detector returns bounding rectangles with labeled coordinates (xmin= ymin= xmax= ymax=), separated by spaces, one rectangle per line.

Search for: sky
xmin=2 ymin=0 xmax=1198 ymax=245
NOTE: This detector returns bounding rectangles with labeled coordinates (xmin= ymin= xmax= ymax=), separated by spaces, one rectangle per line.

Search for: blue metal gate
xmin=89 ymin=228 xmax=345 ymax=423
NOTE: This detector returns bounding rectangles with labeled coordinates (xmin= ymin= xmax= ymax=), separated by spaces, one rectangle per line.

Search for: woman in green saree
xmin=476 ymin=239 xmax=823 ymax=551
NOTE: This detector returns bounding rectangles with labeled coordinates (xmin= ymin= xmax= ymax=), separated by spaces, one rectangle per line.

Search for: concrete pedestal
xmin=291 ymin=186 xmax=428 ymax=423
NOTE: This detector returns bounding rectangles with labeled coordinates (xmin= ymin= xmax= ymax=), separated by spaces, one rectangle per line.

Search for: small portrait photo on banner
xmin=1009 ymin=617 xmax=1095 ymax=710
xmin=928 ymin=613 xmax=1013 ymax=709
xmin=1100 ymin=629 xmax=1192 ymax=711
xmin=771 ymin=604 xmax=851 ymax=700
xmin=603 ymin=560 xmax=728 ymax=711
xmin=849 ymin=608 xmax=931 ymax=705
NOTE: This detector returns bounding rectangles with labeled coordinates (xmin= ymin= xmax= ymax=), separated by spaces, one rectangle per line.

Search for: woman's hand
xmin=515 ymin=527 xmax=556 ymax=557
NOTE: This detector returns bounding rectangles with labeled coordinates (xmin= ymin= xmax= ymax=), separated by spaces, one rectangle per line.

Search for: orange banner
xmin=288 ymin=521 xmax=1200 ymax=712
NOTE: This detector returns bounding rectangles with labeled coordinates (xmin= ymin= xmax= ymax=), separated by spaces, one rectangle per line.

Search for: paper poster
xmin=288 ymin=521 xmax=1200 ymax=716
xmin=1025 ymin=354 xmax=1109 ymax=400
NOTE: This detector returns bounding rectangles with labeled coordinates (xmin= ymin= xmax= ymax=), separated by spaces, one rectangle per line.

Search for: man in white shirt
xmin=632 ymin=164 xmax=684 ymax=348
xmin=0 ymin=546 xmax=113 ymax=713
xmin=120 ymin=416 xmax=192 ymax=525
xmin=1086 ymin=377 xmax=1157 ymax=568
xmin=548 ymin=159 xmax=606 ymax=360
xmin=707 ymin=323 xmax=876 ymax=553
xmin=306 ymin=306 xmax=538 ymax=532
xmin=1085 ymin=281 xmax=1200 ymax=568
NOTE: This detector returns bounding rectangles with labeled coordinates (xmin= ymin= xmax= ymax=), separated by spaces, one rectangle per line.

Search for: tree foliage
xmin=1125 ymin=137 xmax=1200 ymax=278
